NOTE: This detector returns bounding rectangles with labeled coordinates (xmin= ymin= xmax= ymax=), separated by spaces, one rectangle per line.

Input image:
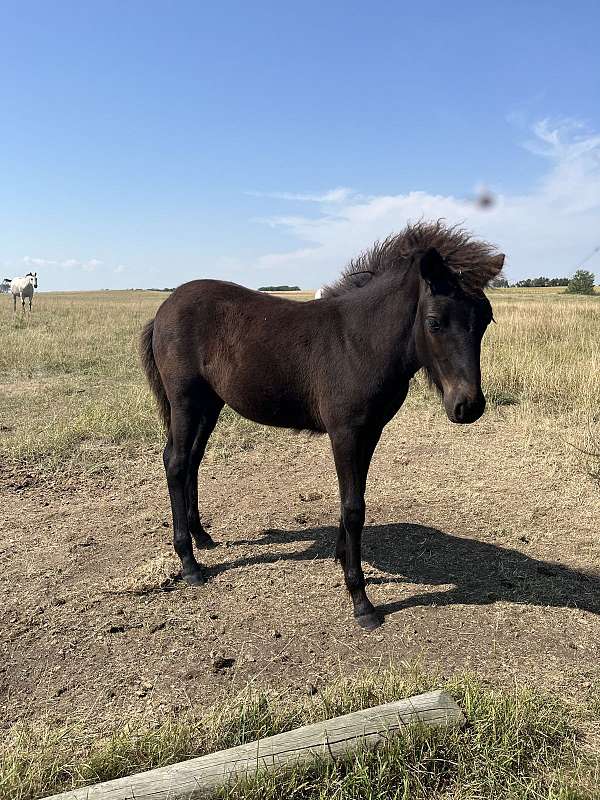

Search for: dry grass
xmin=1 ymin=288 xmax=599 ymax=799
xmin=2 ymin=667 xmax=597 ymax=800
xmin=2 ymin=286 xmax=598 ymax=476
xmin=106 ymin=553 xmax=181 ymax=594
xmin=0 ymin=291 xmax=276 ymax=472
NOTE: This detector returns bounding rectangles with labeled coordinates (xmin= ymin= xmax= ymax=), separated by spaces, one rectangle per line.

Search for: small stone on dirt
xmin=149 ymin=621 xmax=166 ymax=634
xmin=299 ymin=491 xmax=323 ymax=502
xmin=108 ymin=624 xmax=126 ymax=634
xmin=210 ymin=651 xmax=236 ymax=672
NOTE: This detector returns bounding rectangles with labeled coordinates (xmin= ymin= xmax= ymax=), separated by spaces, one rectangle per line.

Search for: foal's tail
xmin=140 ymin=319 xmax=171 ymax=430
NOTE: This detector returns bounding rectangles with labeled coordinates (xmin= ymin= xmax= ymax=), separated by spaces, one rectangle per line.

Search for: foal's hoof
xmin=183 ymin=570 xmax=206 ymax=587
xmin=194 ymin=534 xmax=218 ymax=551
xmin=355 ymin=611 xmax=383 ymax=631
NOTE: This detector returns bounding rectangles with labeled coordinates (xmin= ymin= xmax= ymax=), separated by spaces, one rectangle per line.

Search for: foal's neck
xmin=339 ymin=272 xmax=421 ymax=378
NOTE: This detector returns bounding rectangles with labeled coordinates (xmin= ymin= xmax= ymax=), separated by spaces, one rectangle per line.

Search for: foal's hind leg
xmin=163 ymin=400 xmax=206 ymax=585
xmin=186 ymin=396 xmax=223 ymax=550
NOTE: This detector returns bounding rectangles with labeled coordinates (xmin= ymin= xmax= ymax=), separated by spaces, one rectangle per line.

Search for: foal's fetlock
xmin=344 ymin=567 xmax=365 ymax=592
xmin=181 ymin=562 xmax=206 ymax=586
xmin=353 ymin=596 xmax=382 ymax=630
xmin=192 ymin=529 xmax=218 ymax=550
xmin=355 ymin=608 xmax=383 ymax=631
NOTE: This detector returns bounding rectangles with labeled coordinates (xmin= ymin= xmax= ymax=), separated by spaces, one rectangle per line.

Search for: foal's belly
xmin=208 ymin=366 xmax=323 ymax=432
xmin=221 ymin=387 xmax=322 ymax=432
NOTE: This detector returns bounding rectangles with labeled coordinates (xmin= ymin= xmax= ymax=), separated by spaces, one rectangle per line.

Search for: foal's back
xmin=153 ymin=280 xmax=333 ymax=431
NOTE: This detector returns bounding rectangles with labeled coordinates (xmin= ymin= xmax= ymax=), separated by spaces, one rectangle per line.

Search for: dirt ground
xmin=1 ymin=405 xmax=599 ymax=734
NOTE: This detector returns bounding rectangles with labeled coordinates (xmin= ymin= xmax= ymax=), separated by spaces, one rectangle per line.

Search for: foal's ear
xmin=419 ymin=247 xmax=450 ymax=291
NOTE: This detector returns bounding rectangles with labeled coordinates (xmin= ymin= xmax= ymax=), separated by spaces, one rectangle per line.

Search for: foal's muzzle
xmin=444 ymin=388 xmax=486 ymax=425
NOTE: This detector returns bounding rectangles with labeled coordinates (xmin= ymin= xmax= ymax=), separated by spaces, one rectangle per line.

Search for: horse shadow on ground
xmin=205 ymin=523 xmax=600 ymax=620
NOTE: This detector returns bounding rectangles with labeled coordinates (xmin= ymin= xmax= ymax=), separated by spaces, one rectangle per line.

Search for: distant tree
xmin=489 ymin=277 xmax=508 ymax=288
xmin=513 ymin=276 xmax=570 ymax=288
xmin=258 ymin=285 xmax=301 ymax=292
xmin=566 ymin=270 xmax=596 ymax=295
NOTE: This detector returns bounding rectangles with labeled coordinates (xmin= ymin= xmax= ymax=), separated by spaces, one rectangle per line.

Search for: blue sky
xmin=1 ymin=1 xmax=599 ymax=290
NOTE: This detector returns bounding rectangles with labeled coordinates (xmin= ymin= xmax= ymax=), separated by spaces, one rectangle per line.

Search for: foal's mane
xmin=322 ymin=220 xmax=502 ymax=298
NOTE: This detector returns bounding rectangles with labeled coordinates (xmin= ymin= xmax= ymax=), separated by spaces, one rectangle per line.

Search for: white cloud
xmin=251 ymin=119 xmax=600 ymax=285
xmin=22 ymin=257 xmax=104 ymax=272
xmin=23 ymin=256 xmax=58 ymax=267
xmin=247 ymin=187 xmax=355 ymax=204
xmin=82 ymin=259 xmax=103 ymax=272
xmin=113 ymin=264 xmax=127 ymax=274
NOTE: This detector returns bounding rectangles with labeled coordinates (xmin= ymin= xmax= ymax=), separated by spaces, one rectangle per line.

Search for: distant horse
xmin=0 ymin=279 xmax=10 ymax=295
xmin=10 ymin=272 xmax=38 ymax=311
xmin=141 ymin=221 xmax=504 ymax=630
xmin=314 ymin=287 xmax=324 ymax=299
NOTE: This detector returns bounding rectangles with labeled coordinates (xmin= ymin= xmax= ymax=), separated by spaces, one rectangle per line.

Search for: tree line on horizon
xmin=491 ymin=276 xmax=570 ymax=288
xmin=491 ymin=269 xmax=596 ymax=294
xmin=142 ymin=272 xmax=596 ymax=296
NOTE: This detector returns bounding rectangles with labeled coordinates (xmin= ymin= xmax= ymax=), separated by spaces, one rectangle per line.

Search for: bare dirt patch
xmin=1 ymin=407 xmax=599 ymax=738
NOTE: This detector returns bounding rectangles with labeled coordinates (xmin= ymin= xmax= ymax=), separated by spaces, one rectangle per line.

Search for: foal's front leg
xmin=330 ymin=427 xmax=382 ymax=631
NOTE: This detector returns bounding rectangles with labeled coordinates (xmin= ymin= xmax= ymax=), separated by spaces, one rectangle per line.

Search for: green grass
xmin=1 ymin=668 xmax=597 ymax=800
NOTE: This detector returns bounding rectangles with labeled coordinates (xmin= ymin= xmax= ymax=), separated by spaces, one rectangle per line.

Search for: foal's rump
xmin=152 ymin=279 xmax=324 ymax=431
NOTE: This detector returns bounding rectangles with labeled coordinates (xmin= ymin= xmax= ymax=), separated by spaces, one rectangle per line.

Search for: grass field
xmin=1 ymin=287 xmax=599 ymax=473
xmin=1 ymin=286 xmax=600 ymax=799
xmin=3 ymin=667 xmax=598 ymax=800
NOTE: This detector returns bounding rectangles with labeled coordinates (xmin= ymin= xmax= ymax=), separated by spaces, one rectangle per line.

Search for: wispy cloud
xmin=251 ymin=119 xmax=600 ymax=285
xmin=23 ymin=256 xmax=104 ymax=272
xmin=23 ymin=256 xmax=58 ymax=268
xmin=82 ymin=259 xmax=103 ymax=272
xmin=247 ymin=187 xmax=355 ymax=204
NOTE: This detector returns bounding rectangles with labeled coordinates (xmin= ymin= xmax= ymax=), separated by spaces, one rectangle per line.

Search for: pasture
xmin=1 ymin=287 xmax=600 ymax=797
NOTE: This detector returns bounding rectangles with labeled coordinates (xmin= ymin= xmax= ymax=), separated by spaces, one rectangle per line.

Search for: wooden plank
xmin=43 ymin=689 xmax=464 ymax=800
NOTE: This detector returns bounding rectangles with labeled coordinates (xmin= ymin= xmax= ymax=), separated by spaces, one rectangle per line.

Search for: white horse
xmin=314 ymin=286 xmax=325 ymax=299
xmin=10 ymin=272 xmax=38 ymax=312
xmin=0 ymin=278 xmax=11 ymax=295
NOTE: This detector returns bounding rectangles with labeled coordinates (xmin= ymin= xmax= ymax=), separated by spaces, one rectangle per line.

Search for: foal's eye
xmin=426 ymin=318 xmax=441 ymax=332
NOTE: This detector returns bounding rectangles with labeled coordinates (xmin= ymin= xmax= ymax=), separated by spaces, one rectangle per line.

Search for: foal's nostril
xmin=452 ymin=395 xmax=485 ymax=424
xmin=454 ymin=402 xmax=466 ymax=422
